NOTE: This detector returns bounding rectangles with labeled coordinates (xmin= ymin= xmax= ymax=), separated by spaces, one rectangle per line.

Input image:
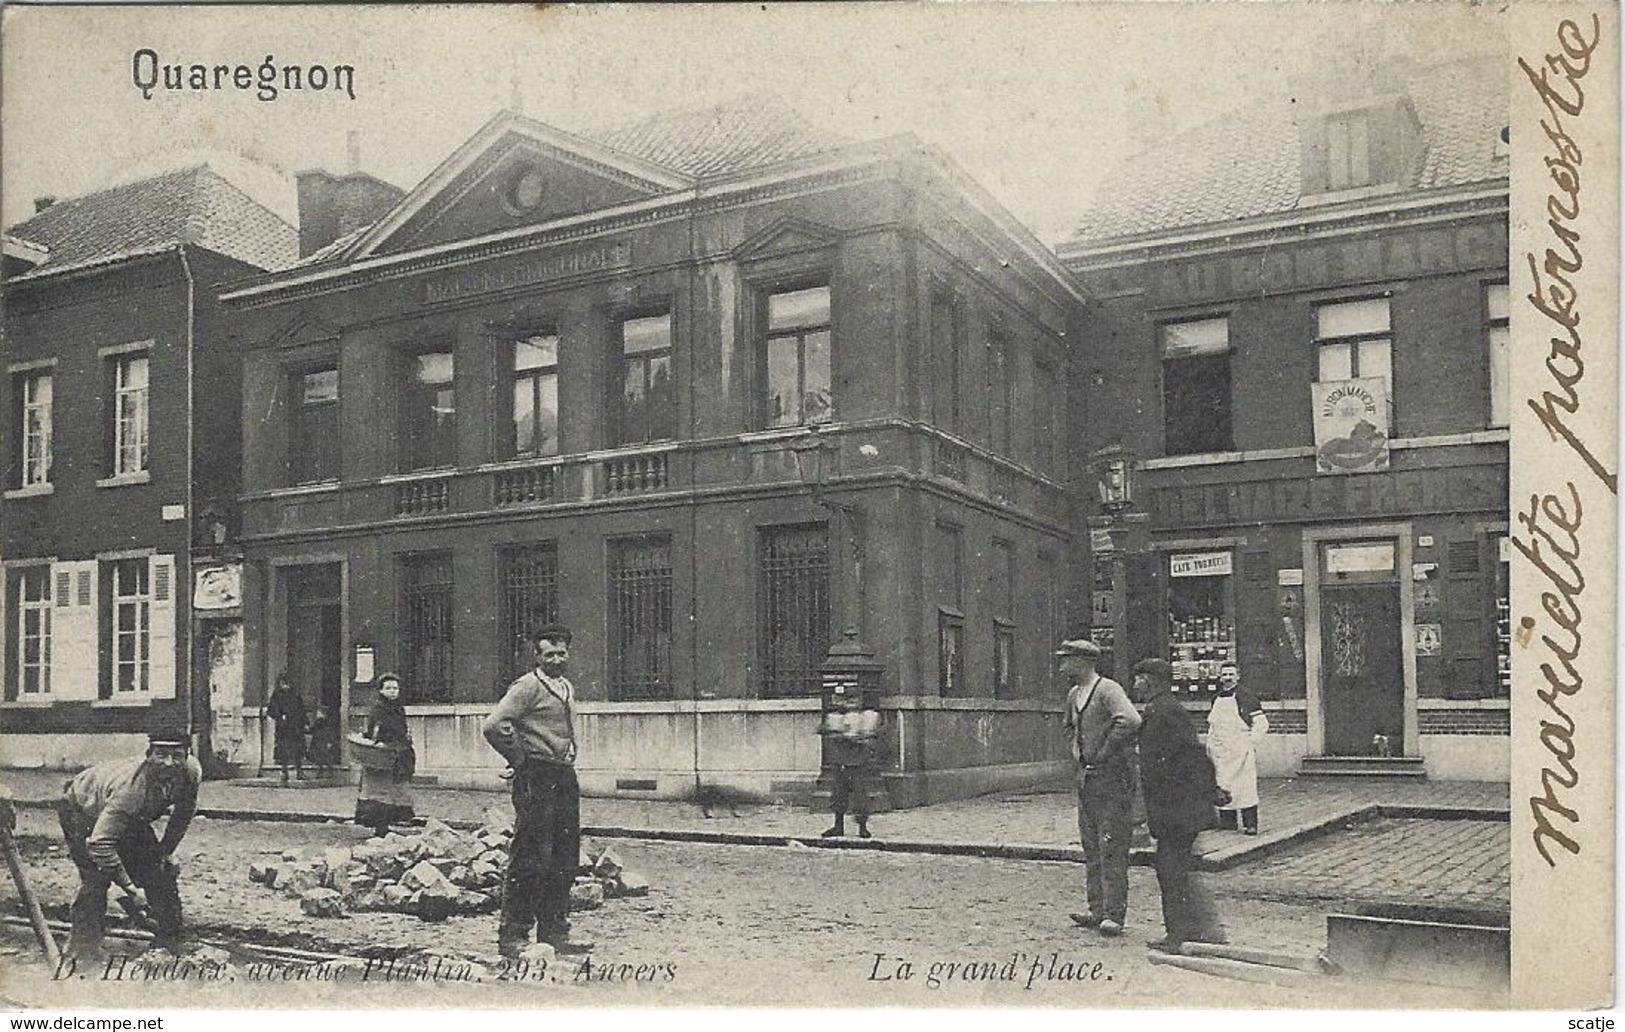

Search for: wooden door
xmin=1321 ymin=583 xmax=1404 ymax=755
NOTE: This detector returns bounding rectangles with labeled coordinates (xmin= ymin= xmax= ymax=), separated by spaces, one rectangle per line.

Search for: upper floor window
xmin=986 ymin=325 xmax=1014 ymax=455
xmin=1486 ymin=283 xmax=1509 ymax=428
xmin=10 ymin=368 xmax=52 ymax=488
xmin=1316 ymin=299 xmax=1391 ymax=386
xmin=403 ymin=351 xmax=456 ymax=471
xmin=511 ymin=334 xmax=560 ymax=458
xmin=1036 ymin=357 xmax=1062 ymax=475
xmin=1326 ymin=113 xmax=1372 ymax=192
xmin=1302 ymin=99 xmax=1421 ymax=198
xmin=930 ymin=291 xmax=961 ymax=434
xmin=762 ymin=285 xmax=831 ymax=429
xmin=292 ymin=368 xmax=340 ymax=484
xmin=616 ymin=314 xmax=675 ymax=446
xmin=1161 ymin=317 xmax=1233 ymax=455
xmin=111 ymin=354 xmax=149 ymax=476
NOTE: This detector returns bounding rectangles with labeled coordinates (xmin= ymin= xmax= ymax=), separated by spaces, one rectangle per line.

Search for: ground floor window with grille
xmin=12 ymin=568 xmax=51 ymax=696
xmin=758 ymin=523 xmax=830 ymax=697
xmin=993 ymin=621 xmax=1015 ymax=698
xmin=110 ymin=558 xmax=150 ymax=694
xmin=609 ymin=536 xmax=672 ymax=700
xmin=938 ymin=610 xmax=964 ymax=695
xmin=498 ymin=544 xmax=559 ymax=682
xmin=401 ymin=553 xmax=453 ymax=701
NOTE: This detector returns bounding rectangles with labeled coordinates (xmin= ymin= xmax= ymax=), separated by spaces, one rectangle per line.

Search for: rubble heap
xmin=245 ymin=815 xmax=649 ymax=921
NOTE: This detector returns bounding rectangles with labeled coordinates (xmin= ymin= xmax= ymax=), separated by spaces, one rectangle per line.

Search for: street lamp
xmin=1096 ymin=451 xmax=1134 ymax=515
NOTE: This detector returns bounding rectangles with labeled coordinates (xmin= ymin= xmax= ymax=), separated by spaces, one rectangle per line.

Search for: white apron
xmin=1206 ymin=694 xmax=1267 ymax=810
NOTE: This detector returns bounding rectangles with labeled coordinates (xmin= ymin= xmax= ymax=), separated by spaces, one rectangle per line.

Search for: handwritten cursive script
xmin=1515 ymin=14 xmax=1611 ymax=869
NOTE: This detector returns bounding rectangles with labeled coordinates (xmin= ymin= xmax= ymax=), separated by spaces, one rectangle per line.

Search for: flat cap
xmin=1054 ymin=639 xmax=1104 ymax=659
xmin=147 ymin=729 xmax=190 ymax=748
xmin=1132 ymin=658 xmax=1174 ymax=681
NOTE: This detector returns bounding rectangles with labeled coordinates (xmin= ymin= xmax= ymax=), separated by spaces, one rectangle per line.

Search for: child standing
xmin=818 ymin=685 xmax=880 ymax=839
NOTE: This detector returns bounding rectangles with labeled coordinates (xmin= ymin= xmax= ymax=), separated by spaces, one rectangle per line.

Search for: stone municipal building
xmin=219 ymin=99 xmax=1081 ymax=804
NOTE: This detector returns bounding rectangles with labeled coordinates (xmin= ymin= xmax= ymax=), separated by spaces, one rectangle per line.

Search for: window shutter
xmin=51 ymin=560 xmax=99 ymax=701
xmin=148 ymin=554 xmax=177 ymax=700
xmin=3 ymin=565 xmax=13 ymax=702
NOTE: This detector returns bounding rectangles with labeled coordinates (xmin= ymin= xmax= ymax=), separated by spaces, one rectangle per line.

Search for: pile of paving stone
xmin=246 ymin=814 xmax=648 ymax=921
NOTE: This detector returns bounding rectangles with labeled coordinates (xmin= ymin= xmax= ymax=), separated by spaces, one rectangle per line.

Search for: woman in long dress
xmin=1206 ymin=661 xmax=1268 ymax=834
xmin=355 ymin=673 xmax=416 ymax=835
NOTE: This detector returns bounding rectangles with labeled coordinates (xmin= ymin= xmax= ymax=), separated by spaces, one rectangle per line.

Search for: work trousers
xmin=828 ymin=764 xmax=871 ymax=820
xmin=1075 ymin=762 xmax=1133 ymax=924
xmin=1151 ymin=827 xmax=1226 ymax=945
xmin=58 ymin=805 xmax=182 ymax=954
xmin=1215 ymin=806 xmax=1258 ymax=832
xmin=499 ymin=760 xmax=580 ymax=949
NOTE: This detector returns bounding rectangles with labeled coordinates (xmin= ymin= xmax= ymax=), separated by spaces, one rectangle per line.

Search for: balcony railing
xmin=935 ymin=439 xmax=969 ymax=482
xmin=493 ymin=465 xmax=556 ymax=506
xmin=991 ymin=464 xmax=1020 ymax=505
xmin=603 ymin=452 xmax=669 ymax=495
xmin=395 ymin=476 xmax=451 ymax=516
xmin=246 ymin=422 xmax=1072 ymax=538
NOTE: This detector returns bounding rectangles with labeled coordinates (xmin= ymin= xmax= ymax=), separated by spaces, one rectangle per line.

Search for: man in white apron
xmin=1206 ymin=661 xmax=1267 ymax=835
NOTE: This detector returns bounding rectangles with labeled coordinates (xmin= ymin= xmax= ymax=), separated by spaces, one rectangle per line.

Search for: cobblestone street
xmin=1 ymin=803 xmax=1504 ymax=1009
xmin=1221 ymin=817 xmax=1509 ymax=912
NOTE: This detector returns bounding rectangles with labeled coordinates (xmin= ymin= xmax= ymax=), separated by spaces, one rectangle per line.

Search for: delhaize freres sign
xmin=1312 ymin=377 xmax=1391 ymax=474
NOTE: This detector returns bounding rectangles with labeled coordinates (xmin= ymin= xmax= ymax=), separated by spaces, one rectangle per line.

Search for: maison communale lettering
xmin=424 ymin=242 xmax=632 ymax=305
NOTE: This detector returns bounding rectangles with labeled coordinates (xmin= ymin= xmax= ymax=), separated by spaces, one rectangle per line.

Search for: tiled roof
xmin=1067 ymin=54 xmax=1508 ymax=246
xmin=6 ymin=165 xmax=298 ymax=281
xmin=587 ymin=94 xmax=851 ymax=178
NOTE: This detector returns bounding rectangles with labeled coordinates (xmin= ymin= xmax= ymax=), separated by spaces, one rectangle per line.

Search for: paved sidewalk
xmin=3 ymin=768 xmax=1507 ymax=864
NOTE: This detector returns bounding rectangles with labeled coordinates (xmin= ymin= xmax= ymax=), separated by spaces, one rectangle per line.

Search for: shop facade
xmin=1062 ymin=55 xmax=1510 ymax=780
xmin=223 ymin=105 xmax=1083 ymax=805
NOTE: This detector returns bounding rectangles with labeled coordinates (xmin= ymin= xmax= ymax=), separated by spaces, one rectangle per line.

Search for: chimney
xmin=295 ymin=168 xmax=406 ymax=258
xmin=33 ymin=196 xmax=56 ymax=214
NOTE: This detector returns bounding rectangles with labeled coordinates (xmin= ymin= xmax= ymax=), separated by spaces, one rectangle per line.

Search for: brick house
xmin=221 ymin=98 xmax=1086 ymax=805
xmin=1059 ymin=55 xmax=1510 ymax=780
xmin=2 ymin=166 xmax=297 ymax=770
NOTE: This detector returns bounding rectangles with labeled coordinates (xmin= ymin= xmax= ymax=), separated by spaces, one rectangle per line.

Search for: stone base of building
xmin=1256 ymin=732 xmax=1507 ymax=783
xmin=225 ymin=700 xmax=1072 ymax=808
xmin=0 ymin=733 xmax=151 ymax=772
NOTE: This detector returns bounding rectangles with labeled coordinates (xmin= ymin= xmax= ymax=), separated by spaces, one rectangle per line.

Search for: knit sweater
xmin=1062 ymin=674 xmax=1141 ymax=766
xmin=483 ymin=670 xmax=578 ymax=766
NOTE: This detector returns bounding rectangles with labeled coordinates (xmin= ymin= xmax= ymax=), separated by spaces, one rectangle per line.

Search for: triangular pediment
xmin=731 ymin=217 xmax=842 ymax=260
xmin=264 ymin=312 xmax=342 ymax=351
xmin=349 ymin=111 xmax=693 ymax=260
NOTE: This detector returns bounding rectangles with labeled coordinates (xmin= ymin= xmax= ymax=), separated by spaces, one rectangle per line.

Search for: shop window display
xmin=1167 ymin=551 xmax=1235 ymax=695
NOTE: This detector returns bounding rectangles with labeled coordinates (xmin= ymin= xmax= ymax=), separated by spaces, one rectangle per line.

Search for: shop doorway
xmin=1318 ymin=542 xmax=1404 ymax=756
xmin=284 ymin=565 xmax=344 ymax=766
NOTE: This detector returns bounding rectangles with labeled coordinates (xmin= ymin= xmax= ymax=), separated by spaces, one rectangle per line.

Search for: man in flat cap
xmin=1131 ymin=658 xmax=1227 ymax=952
xmin=58 ymin=730 xmax=201 ymax=960
xmin=1058 ymin=638 xmax=1140 ymax=936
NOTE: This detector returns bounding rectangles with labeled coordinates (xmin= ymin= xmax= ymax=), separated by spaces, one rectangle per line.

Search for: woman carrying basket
xmin=353 ymin=673 xmax=416 ymax=836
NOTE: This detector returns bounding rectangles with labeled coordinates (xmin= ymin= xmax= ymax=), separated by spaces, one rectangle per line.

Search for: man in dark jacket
xmin=1131 ymin=658 xmax=1227 ymax=953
